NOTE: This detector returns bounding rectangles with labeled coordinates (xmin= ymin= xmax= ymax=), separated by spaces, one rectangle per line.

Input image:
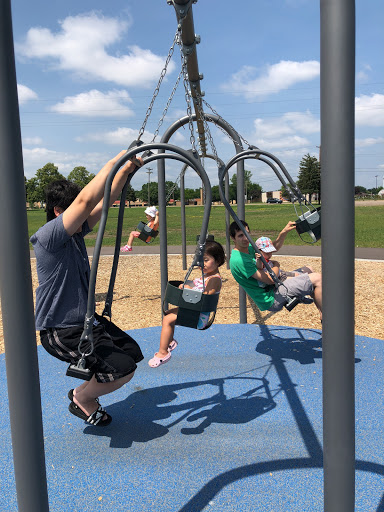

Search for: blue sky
xmin=11 ymin=0 xmax=384 ymax=192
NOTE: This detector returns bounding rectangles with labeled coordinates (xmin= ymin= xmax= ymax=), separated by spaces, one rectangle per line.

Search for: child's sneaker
xmin=120 ymin=245 xmax=132 ymax=252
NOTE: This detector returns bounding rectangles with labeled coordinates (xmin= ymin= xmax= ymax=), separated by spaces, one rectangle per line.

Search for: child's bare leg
xmin=73 ymin=372 xmax=135 ymax=418
xmin=309 ymin=273 xmax=322 ymax=319
xmin=127 ymin=231 xmax=139 ymax=247
xmin=156 ymin=310 xmax=178 ymax=357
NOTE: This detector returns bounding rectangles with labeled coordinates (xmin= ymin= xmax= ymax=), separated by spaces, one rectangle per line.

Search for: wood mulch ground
xmin=0 ymin=254 xmax=383 ymax=354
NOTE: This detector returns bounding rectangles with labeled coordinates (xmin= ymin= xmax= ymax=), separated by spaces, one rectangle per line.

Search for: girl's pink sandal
xmin=148 ymin=351 xmax=172 ymax=368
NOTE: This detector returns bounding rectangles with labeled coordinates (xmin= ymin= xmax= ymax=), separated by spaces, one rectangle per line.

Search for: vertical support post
xmin=237 ymin=159 xmax=247 ymax=323
xmin=180 ymin=166 xmax=187 ymax=270
xmin=157 ymin=158 xmax=168 ymax=306
xmin=321 ymin=0 xmax=355 ymax=510
xmin=224 ymin=172 xmax=231 ymax=269
xmin=0 ymin=1 xmax=49 ymax=511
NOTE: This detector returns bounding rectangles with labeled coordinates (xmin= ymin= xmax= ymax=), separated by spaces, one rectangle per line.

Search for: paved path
xmin=1 ymin=324 xmax=383 ymax=511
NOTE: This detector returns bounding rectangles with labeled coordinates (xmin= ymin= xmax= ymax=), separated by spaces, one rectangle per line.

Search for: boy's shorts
xmin=40 ymin=314 xmax=144 ymax=383
xmin=268 ymin=273 xmax=314 ymax=312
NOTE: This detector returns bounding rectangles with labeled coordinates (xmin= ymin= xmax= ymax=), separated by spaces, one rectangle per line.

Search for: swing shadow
xmin=256 ymin=325 xmax=324 ymax=365
xmin=83 ymin=325 xmax=369 ymax=511
xmin=83 ymin=368 xmax=277 ymax=448
xmin=255 ymin=324 xmax=361 ymax=365
xmin=173 ymin=324 xmax=367 ymax=512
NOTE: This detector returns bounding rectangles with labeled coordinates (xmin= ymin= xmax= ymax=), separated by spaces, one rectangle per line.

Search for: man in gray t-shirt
xmin=31 ymin=215 xmax=91 ymax=330
xmin=31 ymin=150 xmax=144 ymax=427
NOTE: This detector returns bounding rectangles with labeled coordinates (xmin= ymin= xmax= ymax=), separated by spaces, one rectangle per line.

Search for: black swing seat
xmin=295 ymin=207 xmax=321 ymax=242
xmin=285 ymin=295 xmax=314 ymax=312
xmin=136 ymin=221 xmax=159 ymax=242
xmin=66 ymin=355 xmax=93 ymax=381
xmin=164 ymin=280 xmax=219 ymax=329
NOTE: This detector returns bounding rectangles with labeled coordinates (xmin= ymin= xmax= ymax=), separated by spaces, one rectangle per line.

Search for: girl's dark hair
xmin=45 ymin=179 xmax=81 ymax=222
xmin=204 ymin=240 xmax=226 ymax=267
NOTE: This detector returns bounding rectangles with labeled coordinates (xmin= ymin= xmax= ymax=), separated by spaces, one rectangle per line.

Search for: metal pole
xmin=173 ymin=0 xmax=207 ymax=155
xmin=236 ymin=150 xmax=247 ymax=323
xmin=321 ymin=0 xmax=355 ymax=510
xmin=0 ymin=1 xmax=49 ymax=510
xmin=146 ymin=167 xmax=153 ymax=205
xmin=225 ymin=171 xmax=231 ymax=269
xmin=160 ymin=114 xmax=243 ymax=310
xmin=180 ymin=165 xmax=188 ymax=270
xmin=157 ymin=157 xmax=168 ymax=303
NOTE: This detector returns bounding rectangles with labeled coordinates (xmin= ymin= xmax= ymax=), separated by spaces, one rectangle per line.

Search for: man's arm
xmin=87 ymin=156 xmax=142 ymax=229
xmin=272 ymin=221 xmax=296 ymax=251
xmin=62 ymin=151 xmax=141 ymax=235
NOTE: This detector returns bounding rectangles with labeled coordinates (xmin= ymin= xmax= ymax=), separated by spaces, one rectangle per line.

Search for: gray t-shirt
xmin=30 ymin=215 xmax=92 ymax=330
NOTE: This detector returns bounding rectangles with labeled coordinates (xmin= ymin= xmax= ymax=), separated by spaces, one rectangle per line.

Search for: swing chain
xmin=165 ymin=173 xmax=182 ymax=203
xmin=150 ymin=65 xmax=184 ymax=143
xmin=200 ymin=97 xmax=252 ymax=150
xmin=180 ymin=52 xmax=198 ymax=153
xmin=137 ymin=29 xmax=180 ymax=142
xmin=192 ymin=91 xmax=220 ymax=167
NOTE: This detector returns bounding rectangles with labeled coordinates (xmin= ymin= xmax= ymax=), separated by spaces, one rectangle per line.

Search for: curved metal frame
xmin=77 ymin=142 xmax=212 ymax=363
xmin=218 ymin=149 xmax=316 ymax=312
xmin=178 ymin=153 xmax=231 ymax=270
xmin=226 ymin=148 xmax=322 ymax=243
xmin=158 ymin=113 xmax=245 ymax=317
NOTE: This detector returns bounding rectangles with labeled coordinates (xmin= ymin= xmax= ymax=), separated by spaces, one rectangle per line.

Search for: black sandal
xmin=68 ymin=402 xmax=112 ymax=426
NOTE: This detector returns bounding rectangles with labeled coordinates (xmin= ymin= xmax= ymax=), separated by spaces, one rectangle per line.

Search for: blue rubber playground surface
xmin=1 ymin=323 xmax=384 ymax=511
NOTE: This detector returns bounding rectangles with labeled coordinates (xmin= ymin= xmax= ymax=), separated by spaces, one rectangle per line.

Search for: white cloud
xmin=355 ymin=137 xmax=384 ymax=147
xmin=355 ymin=94 xmax=384 ymax=127
xmin=356 ymin=64 xmax=372 ymax=82
xmin=22 ymin=146 xmax=111 ymax=178
xmin=78 ymin=127 xmax=150 ymax=145
xmin=51 ymin=89 xmax=134 ymax=117
xmin=23 ymin=136 xmax=43 ymax=145
xmin=251 ymin=111 xmax=318 ymax=151
xmin=255 ymin=135 xmax=310 ymax=151
xmin=77 ymin=125 xmax=186 ymax=145
xmin=17 ymin=84 xmax=37 ymax=104
xmin=222 ymin=60 xmax=320 ymax=99
xmin=17 ymin=13 xmax=175 ymax=87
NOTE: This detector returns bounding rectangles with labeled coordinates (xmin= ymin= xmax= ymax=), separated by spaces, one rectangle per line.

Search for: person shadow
xmin=83 ymin=371 xmax=276 ymax=448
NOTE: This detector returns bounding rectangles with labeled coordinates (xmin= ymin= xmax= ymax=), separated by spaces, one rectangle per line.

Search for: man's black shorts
xmin=40 ymin=314 xmax=144 ymax=383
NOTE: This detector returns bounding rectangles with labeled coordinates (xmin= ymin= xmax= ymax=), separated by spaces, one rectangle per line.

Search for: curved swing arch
xmin=67 ymin=142 xmax=215 ymax=379
xmin=178 ymin=152 xmax=231 ymax=270
xmin=224 ymin=147 xmax=322 ymax=244
xmin=217 ymin=152 xmax=315 ymax=314
xmin=102 ymin=150 xmax=208 ymax=319
xmin=157 ymin=112 xmax=245 ymax=309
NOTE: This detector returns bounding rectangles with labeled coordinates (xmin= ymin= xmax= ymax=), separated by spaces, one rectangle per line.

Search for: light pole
xmin=146 ymin=167 xmax=153 ymax=206
xmin=375 ymin=174 xmax=378 ymax=191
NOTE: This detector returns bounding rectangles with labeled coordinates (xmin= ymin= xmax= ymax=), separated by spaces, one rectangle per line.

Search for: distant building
xmin=261 ymin=191 xmax=283 ymax=203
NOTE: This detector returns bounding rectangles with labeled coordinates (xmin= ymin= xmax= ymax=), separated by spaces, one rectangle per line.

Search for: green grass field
xmin=27 ymin=203 xmax=384 ymax=248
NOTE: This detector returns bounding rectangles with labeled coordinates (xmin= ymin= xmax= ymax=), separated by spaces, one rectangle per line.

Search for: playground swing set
xmin=67 ymin=1 xmax=322 ymax=381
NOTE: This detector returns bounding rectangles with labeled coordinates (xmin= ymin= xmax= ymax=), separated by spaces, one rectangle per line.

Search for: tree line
xmin=25 ymin=153 xmax=324 ymax=206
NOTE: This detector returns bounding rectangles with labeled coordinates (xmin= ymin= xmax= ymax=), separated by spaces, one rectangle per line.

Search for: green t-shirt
xmin=230 ymin=245 xmax=275 ymax=311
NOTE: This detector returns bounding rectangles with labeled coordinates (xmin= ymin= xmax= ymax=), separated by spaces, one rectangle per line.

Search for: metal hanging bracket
xmin=181 ymin=40 xmax=197 ymax=56
xmin=169 ymin=0 xmax=195 ymax=20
